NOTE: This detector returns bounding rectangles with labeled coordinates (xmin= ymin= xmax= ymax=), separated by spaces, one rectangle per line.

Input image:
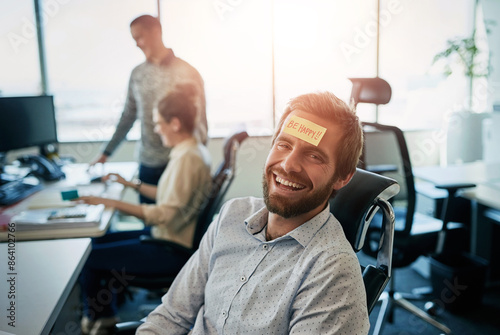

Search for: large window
xmin=1 ymin=0 xmax=157 ymax=142
xmin=272 ymin=0 xmax=377 ymax=121
xmin=160 ymin=0 xmax=274 ymax=137
xmin=378 ymin=0 xmax=476 ymax=129
xmin=0 ymin=0 xmax=477 ymax=142
xmin=160 ymin=0 xmax=377 ymax=136
xmin=0 ymin=0 xmax=41 ymax=95
xmin=43 ymin=0 xmax=158 ymax=142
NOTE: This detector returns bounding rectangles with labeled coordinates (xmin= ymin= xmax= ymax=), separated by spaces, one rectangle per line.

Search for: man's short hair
xmin=272 ymin=91 xmax=363 ymax=181
xmin=157 ymin=84 xmax=198 ymax=134
xmin=130 ymin=15 xmax=162 ymax=31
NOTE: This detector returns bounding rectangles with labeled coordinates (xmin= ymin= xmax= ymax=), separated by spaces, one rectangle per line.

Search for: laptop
xmin=11 ymin=204 xmax=105 ymax=231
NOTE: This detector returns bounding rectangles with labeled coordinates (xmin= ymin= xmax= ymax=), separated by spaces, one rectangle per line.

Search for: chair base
xmin=371 ymin=291 xmax=452 ymax=335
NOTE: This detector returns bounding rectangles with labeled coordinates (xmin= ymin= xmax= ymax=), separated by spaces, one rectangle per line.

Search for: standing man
xmin=137 ymin=91 xmax=370 ymax=334
xmin=91 ymin=15 xmax=207 ymax=203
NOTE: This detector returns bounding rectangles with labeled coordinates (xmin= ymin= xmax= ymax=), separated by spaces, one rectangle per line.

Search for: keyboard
xmin=0 ymin=177 xmax=44 ymax=206
xmin=48 ymin=206 xmax=88 ymax=220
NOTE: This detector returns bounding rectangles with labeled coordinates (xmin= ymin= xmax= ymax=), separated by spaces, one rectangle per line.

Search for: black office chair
xmin=329 ymin=168 xmax=399 ymax=314
xmin=360 ymin=122 xmax=474 ymax=335
xmin=125 ymin=131 xmax=249 ymax=290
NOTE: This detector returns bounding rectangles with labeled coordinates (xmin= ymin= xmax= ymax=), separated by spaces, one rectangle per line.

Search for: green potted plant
xmin=432 ymin=16 xmax=494 ymax=111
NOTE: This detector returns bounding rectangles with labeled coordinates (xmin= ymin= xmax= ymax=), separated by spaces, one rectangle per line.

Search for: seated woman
xmin=77 ymin=84 xmax=212 ymax=335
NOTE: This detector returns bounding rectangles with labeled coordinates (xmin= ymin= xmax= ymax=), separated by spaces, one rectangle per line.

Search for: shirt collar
xmin=245 ymin=203 xmax=332 ymax=247
xmin=245 ymin=205 xmax=269 ymax=237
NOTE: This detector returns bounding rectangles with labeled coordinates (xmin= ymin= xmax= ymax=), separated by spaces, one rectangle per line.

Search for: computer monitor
xmin=0 ymin=95 xmax=58 ymax=153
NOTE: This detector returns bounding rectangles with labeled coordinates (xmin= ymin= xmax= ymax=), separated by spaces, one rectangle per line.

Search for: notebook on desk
xmin=11 ymin=204 xmax=105 ymax=231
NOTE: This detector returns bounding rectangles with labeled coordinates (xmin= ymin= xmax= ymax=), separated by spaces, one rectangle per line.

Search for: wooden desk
xmin=0 ymin=162 xmax=137 ymax=241
xmin=414 ymin=161 xmax=500 ymax=259
xmin=0 ymin=238 xmax=91 ymax=335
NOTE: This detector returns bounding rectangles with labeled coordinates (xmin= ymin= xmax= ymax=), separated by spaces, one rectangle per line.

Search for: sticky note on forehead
xmin=282 ymin=115 xmax=327 ymax=146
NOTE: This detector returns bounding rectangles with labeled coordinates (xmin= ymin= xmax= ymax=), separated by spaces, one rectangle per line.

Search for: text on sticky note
xmin=282 ymin=115 xmax=327 ymax=146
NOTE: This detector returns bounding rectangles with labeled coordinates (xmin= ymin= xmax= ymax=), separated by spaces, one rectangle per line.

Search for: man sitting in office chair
xmin=137 ymin=91 xmax=370 ymax=334
xmin=77 ymin=83 xmax=212 ymax=335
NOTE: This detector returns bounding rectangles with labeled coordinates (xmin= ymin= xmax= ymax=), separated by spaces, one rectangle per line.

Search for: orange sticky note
xmin=282 ymin=115 xmax=327 ymax=146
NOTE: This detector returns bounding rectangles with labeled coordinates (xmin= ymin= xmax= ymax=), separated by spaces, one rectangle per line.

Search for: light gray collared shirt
xmin=138 ymin=197 xmax=369 ymax=334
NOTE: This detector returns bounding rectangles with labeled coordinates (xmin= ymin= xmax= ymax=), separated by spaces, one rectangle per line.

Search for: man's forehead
xmin=282 ymin=113 xmax=327 ymax=146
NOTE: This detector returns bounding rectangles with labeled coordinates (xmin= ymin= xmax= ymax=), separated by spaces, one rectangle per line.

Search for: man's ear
xmin=332 ymin=171 xmax=355 ymax=191
xmin=171 ymin=117 xmax=182 ymax=132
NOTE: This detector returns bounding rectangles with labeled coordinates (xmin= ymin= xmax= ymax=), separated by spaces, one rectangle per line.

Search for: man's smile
xmin=274 ymin=173 xmax=306 ymax=191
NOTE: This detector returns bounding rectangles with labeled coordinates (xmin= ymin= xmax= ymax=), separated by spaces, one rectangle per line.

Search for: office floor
xmin=115 ymin=253 xmax=500 ymax=335
xmin=359 ymin=253 xmax=500 ymax=335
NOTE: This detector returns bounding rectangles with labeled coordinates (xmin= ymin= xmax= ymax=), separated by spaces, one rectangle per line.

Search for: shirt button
xmin=263 ymin=244 xmax=268 ymax=250
xmin=240 ymin=275 xmax=246 ymax=282
xmin=222 ymin=311 xmax=227 ymax=317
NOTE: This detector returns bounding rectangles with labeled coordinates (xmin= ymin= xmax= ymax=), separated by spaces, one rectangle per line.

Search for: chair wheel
xmin=424 ymin=301 xmax=443 ymax=316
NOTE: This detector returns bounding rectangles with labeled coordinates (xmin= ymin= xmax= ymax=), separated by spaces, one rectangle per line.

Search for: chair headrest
xmin=329 ymin=168 xmax=399 ymax=251
xmin=349 ymin=77 xmax=392 ymax=107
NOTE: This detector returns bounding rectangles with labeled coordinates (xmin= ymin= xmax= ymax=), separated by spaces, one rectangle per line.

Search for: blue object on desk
xmin=61 ymin=189 xmax=79 ymax=201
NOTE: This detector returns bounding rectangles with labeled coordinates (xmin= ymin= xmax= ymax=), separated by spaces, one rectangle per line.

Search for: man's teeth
xmin=276 ymin=176 xmax=304 ymax=189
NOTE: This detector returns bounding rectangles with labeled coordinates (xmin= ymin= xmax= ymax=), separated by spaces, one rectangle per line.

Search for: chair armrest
xmin=114 ymin=320 xmax=144 ymax=334
xmin=139 ymin=235 xmax=193 ymax=258
xmin=363 ymin=264 xmax=390 ymax=314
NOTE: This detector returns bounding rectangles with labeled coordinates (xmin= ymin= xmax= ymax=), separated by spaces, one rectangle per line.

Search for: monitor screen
xmin=0 ymin=95 xmax=58 ymax=152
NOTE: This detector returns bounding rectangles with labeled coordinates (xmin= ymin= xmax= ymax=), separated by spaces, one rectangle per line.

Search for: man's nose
xmin=280 ymin=150 xmax=302 ymax=174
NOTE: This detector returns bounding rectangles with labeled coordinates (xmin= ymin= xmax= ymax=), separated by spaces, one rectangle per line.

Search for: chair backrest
xmin=329 ymin=168 xmax=399 ymax=313
xmin=191 ymin=131 xmax=249 ymax=249
xmin=349 ymin=77 xmax=392 ymax=107
xmin=362 ymin=122 xmax=416 ymax=236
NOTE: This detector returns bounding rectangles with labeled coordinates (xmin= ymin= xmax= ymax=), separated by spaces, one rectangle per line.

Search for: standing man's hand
xmin=90 ymin=153 xmax=108 ymax=167
xmin=88 ymin=153 xmax=109 ymax=174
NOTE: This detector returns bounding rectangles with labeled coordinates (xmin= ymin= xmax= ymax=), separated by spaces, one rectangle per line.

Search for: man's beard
xmin=262 ymin=170 xmax=336 ymax=219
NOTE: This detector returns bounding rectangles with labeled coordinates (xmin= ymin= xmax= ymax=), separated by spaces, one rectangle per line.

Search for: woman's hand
xmin=102 ymin=173 xmax=131 ymax=187
xmin=77 ymin=196 xmax=115 ymax=207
